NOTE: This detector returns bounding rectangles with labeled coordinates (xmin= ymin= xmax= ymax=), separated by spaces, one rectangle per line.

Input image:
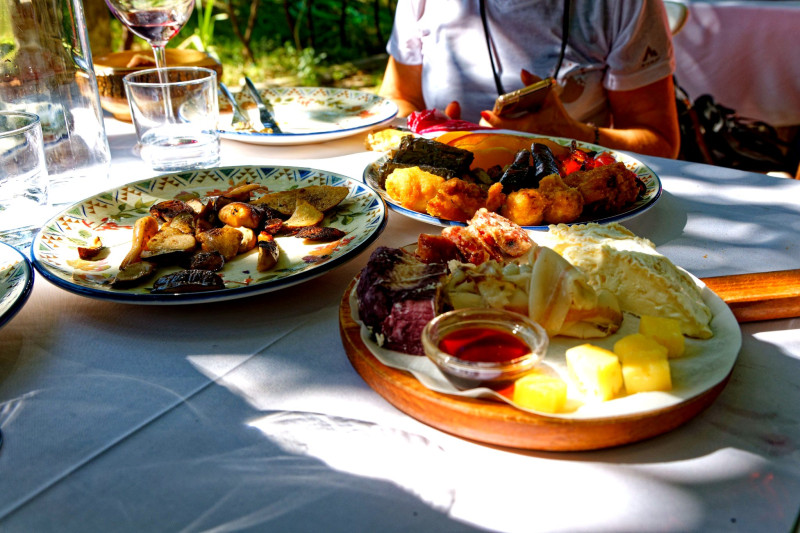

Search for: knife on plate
xmin=243 ymin=77 xmax=282 ymax=133
xmin=218 ymin=82 xmax=252 ymax=131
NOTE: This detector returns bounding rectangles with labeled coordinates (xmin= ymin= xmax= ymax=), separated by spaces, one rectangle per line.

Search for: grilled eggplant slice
xmin=532 ymin=142 xmax=561 ymax=181
xmin=151 ymin=269 xmax=225 ymax=293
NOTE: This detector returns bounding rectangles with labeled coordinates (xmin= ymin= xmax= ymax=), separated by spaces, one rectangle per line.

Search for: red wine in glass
xmin=105 ymin=0 xmax=195 ymax=68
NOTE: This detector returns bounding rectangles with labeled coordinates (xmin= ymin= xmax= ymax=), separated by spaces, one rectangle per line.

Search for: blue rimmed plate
xmin=219 ymin=87 xmax=398 ymax=145
xmin=364 ymin=132 xmax=662 ymax=231
xmin=30 ymin=166 xmax=386 ymax=305
xmin=0 ymin=241 xmax=34 ymax=328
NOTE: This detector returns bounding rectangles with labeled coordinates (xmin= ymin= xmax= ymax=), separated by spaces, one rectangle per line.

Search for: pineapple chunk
xmin=565 ymin=344 xmax=623 ymax=402
xmin=614 ymin=333 xmax=672 ymax=394
xmin=639 ymin=315 xmax=685 ymax=358
xmin=512 ymin=371 xmax=568 ymax=413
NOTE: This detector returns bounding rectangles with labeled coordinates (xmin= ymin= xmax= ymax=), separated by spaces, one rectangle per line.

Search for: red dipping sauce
xmin=439 ymin=327 xmax=530 ymax=363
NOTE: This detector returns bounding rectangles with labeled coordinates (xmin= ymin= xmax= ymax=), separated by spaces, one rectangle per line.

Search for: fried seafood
xmin=425 ymin=178 xmax=487 ymax=222
xmin=563 ymin=162 xmax=643 ymax=215
xmin=538 ymin=174 xmax=584 ymax=224
xmin=385 ymin=167 xmax=445 ymax=212
xmin=501 ymin=188 xmax=546 ymax=226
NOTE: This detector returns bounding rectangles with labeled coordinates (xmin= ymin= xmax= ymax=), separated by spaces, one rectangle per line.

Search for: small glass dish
xmin=422 ymin=308 xmax=549 ymax=390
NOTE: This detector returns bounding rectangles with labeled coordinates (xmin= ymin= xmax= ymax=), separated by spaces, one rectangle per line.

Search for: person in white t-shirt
xmin=379 ymin=0 xmax=680 ymax=158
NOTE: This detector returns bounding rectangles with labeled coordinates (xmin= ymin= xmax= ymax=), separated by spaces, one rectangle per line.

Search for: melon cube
xmin=614 ymin=333 xmax=672 ymax=394
xmin=565 ymin=344 xmax=623 ymax=402
xmin=638 ymin=315 xmax=685 ymax=358
xmin=512 ymin=371 xmax=567 ymax=413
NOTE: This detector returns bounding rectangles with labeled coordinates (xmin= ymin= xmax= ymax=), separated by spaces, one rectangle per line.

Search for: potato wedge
xmin=283 ymin=198 xmax=324 ymax=232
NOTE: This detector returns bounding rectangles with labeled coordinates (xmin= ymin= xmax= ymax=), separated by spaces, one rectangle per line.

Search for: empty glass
xmin=123 ymin=67 xmax=220 ymax=171
xmin=0 ymin=112 xmax=49 ymax=250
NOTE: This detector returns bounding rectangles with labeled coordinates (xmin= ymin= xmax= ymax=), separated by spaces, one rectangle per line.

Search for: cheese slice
xmin=537 ymin=223 xmax=713 ymax=339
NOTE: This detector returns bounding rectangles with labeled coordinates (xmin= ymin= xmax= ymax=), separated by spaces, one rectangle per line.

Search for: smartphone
xmin=492 ymin=78 xmax=555 ymax=117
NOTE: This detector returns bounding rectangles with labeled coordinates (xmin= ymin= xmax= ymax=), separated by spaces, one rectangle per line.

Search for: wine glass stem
xmin=151 ymin=44 xmax=173 ymax=121
xmin=152 ymin=44 xmax=168 ymax=70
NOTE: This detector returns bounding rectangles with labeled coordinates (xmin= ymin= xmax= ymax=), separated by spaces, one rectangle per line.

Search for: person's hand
xmin=479 ymin=70 xmax=591 ymax=141
xmin=444 ymin=100 xmax=462 ymax=120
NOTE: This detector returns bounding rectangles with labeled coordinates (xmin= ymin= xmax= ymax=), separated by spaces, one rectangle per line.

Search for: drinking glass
xmin=105 ymin=0 xmax=196 ymax=69
xmin=0 ymin=112 xmax=49 ymax=251
xmin=124 ymin=67 xmax=220 ymax=171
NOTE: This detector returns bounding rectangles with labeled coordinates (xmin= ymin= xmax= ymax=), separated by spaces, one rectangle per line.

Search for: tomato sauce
xmin=439 ymin=326 xmax=530 ymax=363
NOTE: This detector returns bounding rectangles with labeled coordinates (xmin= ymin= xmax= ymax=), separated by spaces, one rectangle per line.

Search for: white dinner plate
xmin=352 ymin=272 xmax=740 ymax=420
xmin=364 ymin=131 xmax=662 ymax=230
xmin=31 ymin=166 xmax=387 ymax=304
xmin=0 ymin=241 xmax=34 ymax=329
xmin=219 ymin=87 xmax=398 ymax=145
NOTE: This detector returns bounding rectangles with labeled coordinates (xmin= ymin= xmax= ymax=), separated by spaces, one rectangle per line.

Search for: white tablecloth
xmin=1 ymin=121 xmax=800 ymax=532
xmin=673 ymin=1 xmax=800 ymax=126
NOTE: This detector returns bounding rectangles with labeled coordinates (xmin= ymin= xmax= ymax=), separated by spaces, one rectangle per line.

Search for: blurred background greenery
xmin=87 ymin=0 xmax=395 ymax=91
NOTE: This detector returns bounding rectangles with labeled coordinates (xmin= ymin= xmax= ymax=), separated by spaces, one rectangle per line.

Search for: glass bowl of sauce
xmin=422 ymin=308 xmax=548 ymax=390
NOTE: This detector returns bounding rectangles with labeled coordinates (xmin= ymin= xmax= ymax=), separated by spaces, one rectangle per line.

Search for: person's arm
xmin=480 ymin=74 xmax=680 ymax=159
xmin=378 ymin=56 xmax=425 ymax=117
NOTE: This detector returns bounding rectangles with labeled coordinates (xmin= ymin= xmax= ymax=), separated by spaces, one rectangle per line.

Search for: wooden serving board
xmin=339 ymin=279 xmax=730 ymax=451
xmin=700 ymin=269 xmax=800 ymax=323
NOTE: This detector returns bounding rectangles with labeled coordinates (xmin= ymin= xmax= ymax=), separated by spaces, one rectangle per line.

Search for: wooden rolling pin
xmin=700 ymin=269 xmax=800 ymax=323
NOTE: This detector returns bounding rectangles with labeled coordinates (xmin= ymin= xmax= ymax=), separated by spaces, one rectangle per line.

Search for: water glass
xmin=0 ymin=112 xmax=48 ymax=250
xmin=123 ymin=67 xmax=220 ymax=172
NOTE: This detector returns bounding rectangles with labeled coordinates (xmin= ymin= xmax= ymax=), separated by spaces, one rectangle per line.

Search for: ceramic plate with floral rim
xmin=0 ymin=241 xmax=34 ymax=329
xmin=30 ymin=166 xmax=387 ymax=305
xmin=364 ymin=131 xmax=662 ymax=231
xmin=219 ymin=87 xmax=398 ymax=146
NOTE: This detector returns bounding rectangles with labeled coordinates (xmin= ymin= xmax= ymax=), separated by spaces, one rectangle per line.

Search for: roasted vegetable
xmin=295 ymin=226 xmax=346 ymax=242
xmin=119 ymin=216 xmax=159 ymax=269
xmin=164 ymin=211 xmax=196 ymax=234
xmin=532 ymin=143 xmax=561 ymax=181
xmin=196 ymin=226 xmax=243 ymax=261
xmin=140 ymin=227 xmax=197 ymax=262
xmin=499 ymin=149 xmax=536 ymax=194
xmin=111 ymin=261 xmax=157 ymax=287
xmin=233 ymin=226 xmax=257 ymax=253
xmin=187 ymin=251 xmax=224 ymax=271
xmin=256 ymin=233 xmax=280 ymax=271
xmin=150 ymin=200 xmax=194 ymax=223
xmin=388 ymin=136 xmax=474 ymax=177
xmin=218 ymin=202 xmax=263 ymax=229
xmin=77 ymin=236 xmax=104 ymax=260
xmin=151 ymin=269 xmax=225 ymax=293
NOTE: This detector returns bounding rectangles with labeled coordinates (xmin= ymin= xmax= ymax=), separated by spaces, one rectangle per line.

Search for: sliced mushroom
xmin=149 ymin=200 xmax=194 ymax=223
xmin=164 ymin=211 xmax=196 ymax=234
xmin=111 ymin=261 xmax=157 ymax=288
xmin=140 ymin=227 xmax=197 ymax=263
xmin=120 ymin=215 xmax=159 ymax=269
xmin=295 ymin=226 xmax=347 ymax=242
xmin=233 ymin=226 xmax=257 ymax=254
xmin=186 ymin=251 xmax=224 ymax=272
xmin=256 ymin=233 xmax=280 ymax=272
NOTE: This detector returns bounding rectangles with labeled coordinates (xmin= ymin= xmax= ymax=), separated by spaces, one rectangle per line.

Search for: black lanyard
xmin=479 ymin=0 xmax=572 ymax=96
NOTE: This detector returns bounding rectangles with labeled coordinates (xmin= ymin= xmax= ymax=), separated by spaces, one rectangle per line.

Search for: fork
xmin=218 ymin=81 xmax=252 ymax=131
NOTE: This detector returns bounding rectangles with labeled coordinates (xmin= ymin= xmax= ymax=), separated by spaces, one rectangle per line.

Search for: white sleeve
xmin=386 ymin=0 xmax=426 ymax=65
xmin=604 ymin=0 xmax=675 ymax=91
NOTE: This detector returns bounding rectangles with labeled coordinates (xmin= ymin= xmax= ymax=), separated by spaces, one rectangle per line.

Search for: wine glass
xmin=105 ymin=0 xmax=196 ymax=69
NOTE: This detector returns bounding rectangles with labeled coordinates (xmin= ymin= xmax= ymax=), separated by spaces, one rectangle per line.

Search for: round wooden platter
xmin=339 ymin=278 xmax=731 ymax=452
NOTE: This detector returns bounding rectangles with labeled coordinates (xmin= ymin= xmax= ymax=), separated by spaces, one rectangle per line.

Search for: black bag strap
xmin=480 ymin=0 xmax=571 ymax=96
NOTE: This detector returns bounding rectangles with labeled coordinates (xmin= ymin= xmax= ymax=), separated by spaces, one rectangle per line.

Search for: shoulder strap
xmin=480 ymin=0 xmax=571 ymax=96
